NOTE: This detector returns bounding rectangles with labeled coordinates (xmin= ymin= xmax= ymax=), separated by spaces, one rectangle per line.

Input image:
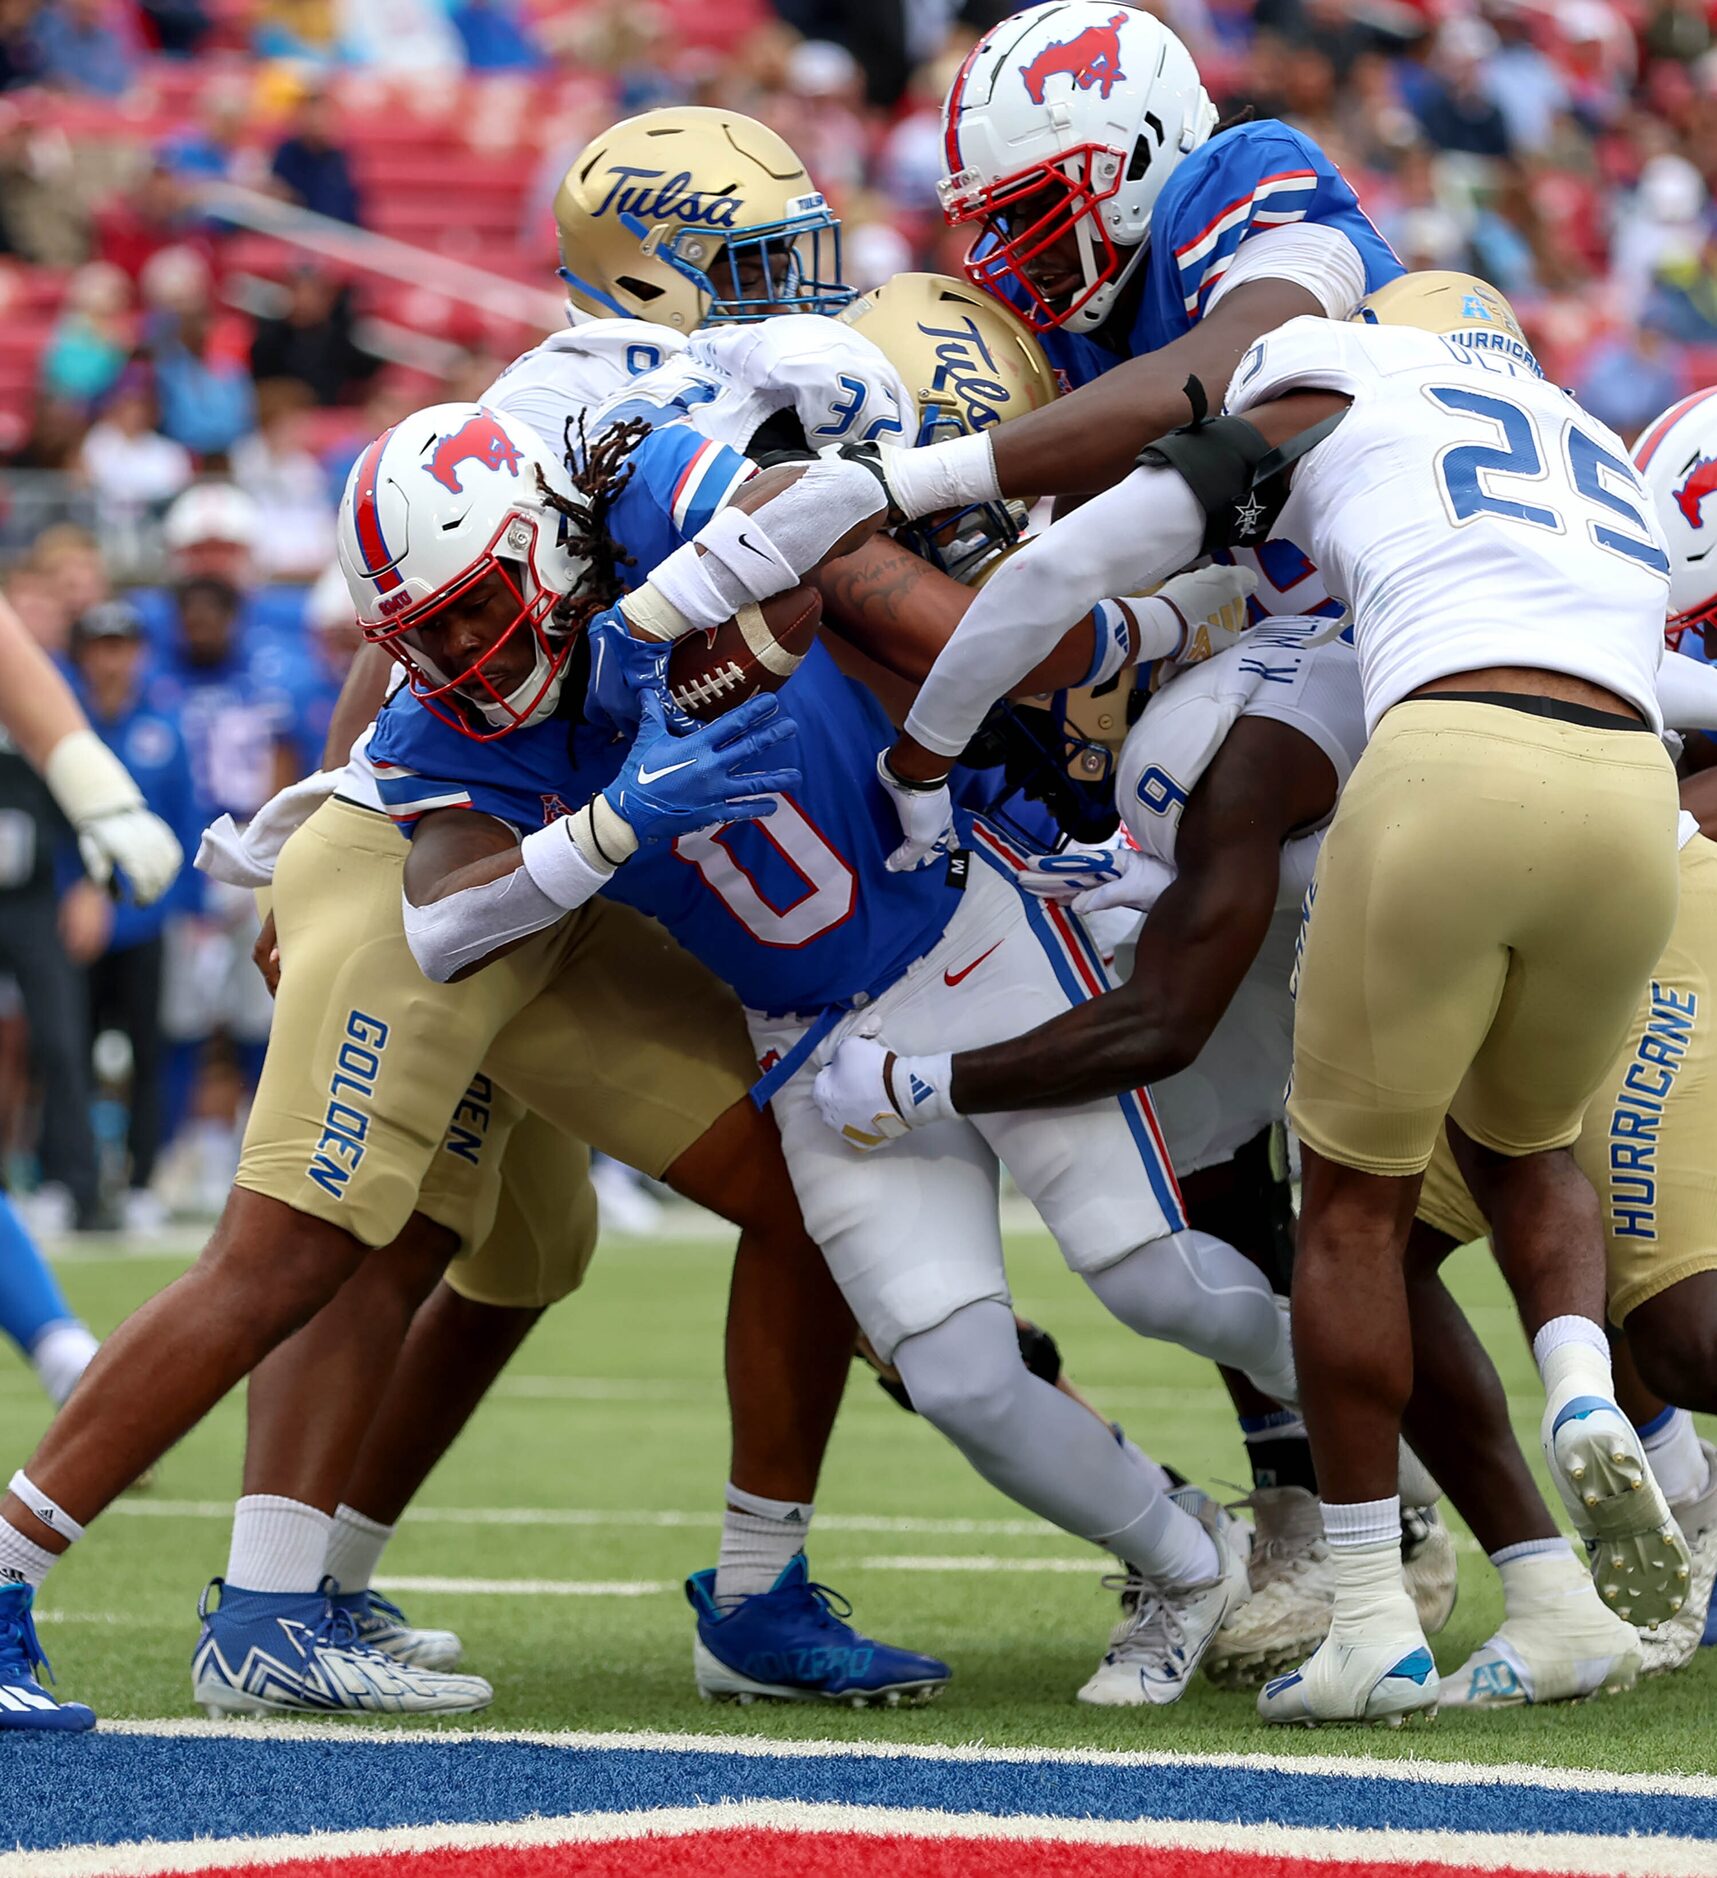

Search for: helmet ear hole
xmin=615 ymin=275 xmax=665 ymax=304
xmin=1126 ymin=124 xmax=1159 ymax=184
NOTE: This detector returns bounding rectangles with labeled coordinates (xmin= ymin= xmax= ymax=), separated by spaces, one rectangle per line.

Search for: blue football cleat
xmin=191 ymin=1578 xmax=491 ymax=1717
xmin=332 ymin=1587 xmax=464 ymax=1671
xmin=687 ymin=1554 xmax=949 ymax=1706
xmin=0 ymin=1582 xmax=96 ymax=1731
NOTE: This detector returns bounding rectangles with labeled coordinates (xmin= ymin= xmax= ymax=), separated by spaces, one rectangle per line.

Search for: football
xmin=665 ymin=583 xmax=822 ymax=722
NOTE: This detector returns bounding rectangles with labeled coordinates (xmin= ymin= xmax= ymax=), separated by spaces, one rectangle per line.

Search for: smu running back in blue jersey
xmin=364 ymin=640 xmax=964 ymax=1017
xmin=1022 ymin=122 xmax=1402 ymax=391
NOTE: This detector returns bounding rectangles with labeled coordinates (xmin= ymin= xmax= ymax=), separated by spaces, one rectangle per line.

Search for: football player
xmin=0 ymin=114 xmax=956 ymax=1731
xmin=814 ymin=272 xmax=1690 ymax=1724
xmin=350 ymin=335 xmax=1296 ymax=1706
xmin=1395 ymin=388 xmax=1717 ymax=1701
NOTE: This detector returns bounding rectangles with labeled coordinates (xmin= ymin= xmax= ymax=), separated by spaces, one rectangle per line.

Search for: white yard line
xmin=378 ymin=1575 xmax=670 ymax=1598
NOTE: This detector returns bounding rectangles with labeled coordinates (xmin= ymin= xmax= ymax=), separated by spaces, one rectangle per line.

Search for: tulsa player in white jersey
xmin=817 ymin=272 xmax=1691 ymax=1724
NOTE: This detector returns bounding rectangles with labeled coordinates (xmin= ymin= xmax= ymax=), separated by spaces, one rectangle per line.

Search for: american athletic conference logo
xmin=1019 ymin=12 xmax=1129 ymax=105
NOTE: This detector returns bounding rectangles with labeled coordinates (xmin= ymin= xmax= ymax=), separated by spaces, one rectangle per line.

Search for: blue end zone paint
xmin=8 ymin=1735 xmax=1717 ymax=1854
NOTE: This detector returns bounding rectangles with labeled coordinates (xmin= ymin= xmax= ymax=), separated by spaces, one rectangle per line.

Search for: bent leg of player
xmin=774 ymin=844 xmax=1247 ymax=1705
xmin=1268 ymin=702 xmax=1681 ymax=1727
xmin=1406 ymin=1153 xmax=1640 ymax=1708
xmin=192 ymin=799 xmax=605 ymax=1719
xmin=463 ymin=901 xmax=943 ymax=1710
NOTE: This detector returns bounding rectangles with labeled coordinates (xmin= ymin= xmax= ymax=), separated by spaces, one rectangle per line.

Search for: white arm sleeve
xmin=401 ymin=865 xmax=567 ymax=985
xmin=904 ymin=465 xmax=1207 ymax=759
xmin=1205 ymin=222 xmax=1368 ymax=320
xmin=1656 ymin=649 xmax=1717 ymax=731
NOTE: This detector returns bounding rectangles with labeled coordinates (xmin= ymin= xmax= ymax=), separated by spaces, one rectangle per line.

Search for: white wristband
xmin=886 ymin=431 xmax=1002 ymax=519
xmin=619 ymin=583 xmax=696 ymax=644
xmin=520 ymin=801 xmax=635 ymax=909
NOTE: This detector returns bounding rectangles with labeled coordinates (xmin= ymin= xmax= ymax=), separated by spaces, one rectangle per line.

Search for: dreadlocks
xmin=529 ymin=412 xmax=653 ymax=630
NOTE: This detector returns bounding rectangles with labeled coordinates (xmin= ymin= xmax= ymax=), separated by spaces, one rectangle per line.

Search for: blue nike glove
xmin=604 ymin=688 xmax=800 ymax=852
xmin=586 ymin=606 xmax=692 ymax=736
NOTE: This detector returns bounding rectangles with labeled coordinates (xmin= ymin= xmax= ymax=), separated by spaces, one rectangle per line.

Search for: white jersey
xmin=1224 ymin=318 xmax=1670 ymax=732
xmin=588 ymin=312 xmax=911 ymax=456
xmin=481 ymin=321 xmax=687 ymax=453
xmin=1105 ymin=627 xmax=1366 ymax=1175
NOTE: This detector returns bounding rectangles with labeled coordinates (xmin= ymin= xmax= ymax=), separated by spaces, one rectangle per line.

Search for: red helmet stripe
xmin=352 ymin=429 xmax=403 ymax=593
xmin=1635 ymin=386 xmax=1717 ymax=471
xmin=943 ymin=36 xmax=986 ymax=177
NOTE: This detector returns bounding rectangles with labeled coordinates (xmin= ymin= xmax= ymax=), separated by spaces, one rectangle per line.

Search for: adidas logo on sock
xmin=0 ymin=1567 xmax=27 ymax=1586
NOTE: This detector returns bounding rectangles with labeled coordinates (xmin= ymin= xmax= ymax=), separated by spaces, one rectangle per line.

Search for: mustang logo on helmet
xmin=1675 ymin=455 xmax=1717 ymax=530
xmin=427 ymin=412 xmax=524 ymax=497
xmin=1018 ymin=12 xmax=1129 ymax=105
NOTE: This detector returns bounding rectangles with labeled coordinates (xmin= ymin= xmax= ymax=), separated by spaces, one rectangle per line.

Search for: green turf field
xmin=7 ymin=1227 xmax=1714 ymax=1775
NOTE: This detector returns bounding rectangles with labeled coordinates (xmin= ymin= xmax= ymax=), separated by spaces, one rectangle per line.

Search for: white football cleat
xmin=1257 ymin=1624 xmax=1439 ymax=1727
xmin=1441 ymin=1550 xmax=1640 ymax=1709
xmin=1543 ymin=1391 xmax=1691 ymax=1628
xmin=1639 ymin=1440 xmax=1717 ymax=1678
xmin=1205 ymin=1486 xmax=1333 ymax=1690
xmin=1079 ymin=1486 xmax=1250 ymax=1707
xmin=1401 ymin=1504 xmax=1458 ymax=1636
xmin=191 ymin=1581 xmax=492 ymax=1718
xmin=335 ymin=1588 xmax=464 ymax=1672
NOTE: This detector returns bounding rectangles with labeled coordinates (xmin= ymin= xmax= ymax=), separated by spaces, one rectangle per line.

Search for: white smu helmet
xmin=1634 ymin=387 xmax=1717 ymax=653
xmin=337 ymin=403 xmax=596 ymax=739
xmin=940 ymin=3 xmax=1214 ymax=334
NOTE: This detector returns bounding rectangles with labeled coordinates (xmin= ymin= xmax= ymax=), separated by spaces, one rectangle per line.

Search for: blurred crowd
xmin=4 ymin=0 xmax=1717 ymax=1227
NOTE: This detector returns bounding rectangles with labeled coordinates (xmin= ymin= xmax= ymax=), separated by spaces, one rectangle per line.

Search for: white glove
xmin=1149 ymin=563 xmax=1257 ymax=680
xmin=812 ymin=1037 xmax=955 ymax=1151
xmin=1014 ymin=844 xmax=1176 ymax=917
xmin=43 ymin=729 xmax=182 ymax=907
xmin=876 ymin=750 xmax=954 ymax=873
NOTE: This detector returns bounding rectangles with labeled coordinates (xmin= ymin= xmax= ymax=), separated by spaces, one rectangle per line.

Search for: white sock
xmin=714 ymin=1483 xmax=813 ymax=1605
xmin=1327 ymin=1538 xmax=1419 ymax=1641
xmin=225 ymin=1495 xmax=335 ymax=1595
xmin=1105 ymin=1491 xmax=1219 ymax=1586
xmin=28 ymin=1323 xmax=98 ymax=1407
xmin=323 ymin=1504 xmax=395 ymax=1594
xmin=1532 ymin=1316 xmax=1614 ymax=1406
xmin=1489 ymin=1537 xmax=1571 ymax=1571
xmin=1639 ymin=1406 xmax=1707 ymax=1505
xmin=1322 ymin=1494 xmax=1401 ymax=1550
xmin=0 ymin=1519 xmax=60 ymax=1591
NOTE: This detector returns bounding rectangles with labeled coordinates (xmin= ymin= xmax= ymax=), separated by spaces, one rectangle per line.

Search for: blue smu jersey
xmin=365 ymin=641 xmax=963 ymax=1017
xmin=1031 ymin=122 xmax=1402 ymax=392
xmin=142 ymin=645 xmax=289 ymax=822
xmin=583 ymin=413 xmax=753 ymax=586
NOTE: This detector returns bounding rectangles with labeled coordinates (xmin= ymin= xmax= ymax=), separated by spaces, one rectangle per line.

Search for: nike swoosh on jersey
xmin=943 ymin=940 xmax=1003 ymax=987
xmin=636 ymin=757 xmax=697 ymax=785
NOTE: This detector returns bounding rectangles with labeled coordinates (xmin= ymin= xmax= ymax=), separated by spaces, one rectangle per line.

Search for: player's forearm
xmin=951 ymin=978 xmax=1213 ymax=1115
xmin=626 ymin=458 xmax=886 ymax=643
xmin=323 ymin=644 xmax=397 ymax=769
xmin=987 ymin=279 xmax=1325 ymax=500
xmin=0 ymin=596 xmax=93 ymax=769
xmin=814 ymin=535 xmax=1131 ymax=695
xmin=901 ymin=469 xmax=1203 ymax=762
xmin=1657 ymin=651 xmax=1717 ymax=732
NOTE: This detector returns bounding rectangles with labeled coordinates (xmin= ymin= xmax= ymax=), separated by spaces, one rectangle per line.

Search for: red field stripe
xmin=163 ymin=1829 xmax=1594 ymax=1878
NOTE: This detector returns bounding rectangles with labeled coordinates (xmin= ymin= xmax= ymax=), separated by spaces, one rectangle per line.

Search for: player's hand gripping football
xmin=813 ymin=1036 xmax=955 ymax=1152
xmin=585 ymin=606 xmax=688 ymax=736
xmin=604 ymin=689 xmax=801 ymax=853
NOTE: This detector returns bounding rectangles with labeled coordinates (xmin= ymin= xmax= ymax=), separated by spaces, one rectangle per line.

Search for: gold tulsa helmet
xmin=839 ymin=271 xmax=1058 ymax=584
xmin=554 ymin=106 xmax=850 ymax=331
xmin=842 ymin=272 xmax=1124 ymax=841
xmin=1354 ymin=269 xmax=1538 ymax=370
